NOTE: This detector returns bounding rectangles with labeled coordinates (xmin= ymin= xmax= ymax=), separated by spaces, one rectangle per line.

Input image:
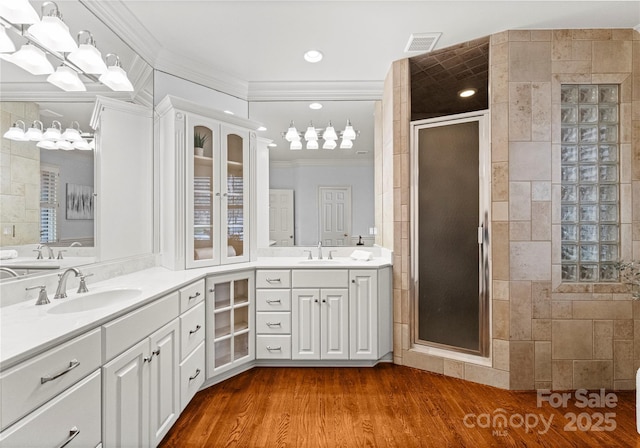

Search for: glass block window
xmin=560 ymin=85 xmax=619 ymax=282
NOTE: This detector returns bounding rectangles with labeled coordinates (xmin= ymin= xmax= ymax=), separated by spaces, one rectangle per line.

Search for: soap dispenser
xmin=356 ymin=235 xmax=364 ymax=246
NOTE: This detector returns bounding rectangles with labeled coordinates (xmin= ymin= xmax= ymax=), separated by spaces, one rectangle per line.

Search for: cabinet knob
xmin=352 ymin=279 xmax=356 ymax=283
xmin=314 ymin=299 xmax=318 ymax=303
xmin=322 ymin=299 xmax=326 ymax=303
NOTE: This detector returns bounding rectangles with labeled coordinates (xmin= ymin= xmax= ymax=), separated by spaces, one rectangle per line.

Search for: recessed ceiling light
xmin=304 ymin=50 xmax=323 ymax=63
xmin=458 ymin=88 xmax=477 ymax=98
xmin=257 ymin=126 xmax=267 ymax=131
xmin=223 ymin=110 xmax=234 ymax=115
xmin=309 ymin=103 xmax=323 ymax=110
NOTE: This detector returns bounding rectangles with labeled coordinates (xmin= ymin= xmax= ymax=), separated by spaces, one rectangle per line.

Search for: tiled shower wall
xmin=0 ymin=102 xmax=41 ymax=246
xmin=385 ymin=28 xmax=639 ymax=390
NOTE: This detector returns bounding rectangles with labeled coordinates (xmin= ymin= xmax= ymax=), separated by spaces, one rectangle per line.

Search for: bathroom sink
xmin=297 ymin=259 xmax=344 ymax=265
xmin=47 ymin=288 xmax=142 ymax=314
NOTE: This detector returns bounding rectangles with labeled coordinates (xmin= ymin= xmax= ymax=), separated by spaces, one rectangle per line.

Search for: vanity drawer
xmin=0 ymin=370 xmax=101 ymax=447
xmin=256 ymin=335 xmax=291 ymax=359
xmin=179 ymin=279 xmax=205 ymax=313
xmin=256 ymin=270 xmax=291 ymax=288
xmin=102 ymin=292 xmax=179 ymax=362
xmin=256 ymin=289 xmax=291 ymax=311
xmin=180 ymin=341 xmax=205 ymax=411
xmin=292 ymin=269 xmax=349 ymax=288
xmin=0 ymin=328 xmax=101 ymax=431
xmin=180 ymin=302 xmax=205 ymax=360
xmin=256 ymin=312 xmax=291 ymax=334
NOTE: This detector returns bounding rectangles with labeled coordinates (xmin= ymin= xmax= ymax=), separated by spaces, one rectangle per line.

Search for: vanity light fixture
xmin=0 ymin=26 xmax=16 ymax=53
xmin=0 ymin=0 xmax=40 ymax=24
xmin=72 ymin=138 xmax=91 ymax=150
xmin=0 ymin=44 xmax=54 ymax=75
xmin=3 ymin=120 xmax=27 ymax=141
xmin=47 ymin=65 xmax=86 ymax=91
xmin=61 ymin=121 xmax=82 ymax=141
xmin=458 ymin=88 xmax=477 ymax=98
xmin=282 ymin=119 xmax=358 ymax=150
xmin=24 ymin=120 xmax=44 ymax=141
xmin=304 ymin=50 xmax=323 ymax=63
xmin=27 ymin=2 xmax=78 ymax=53
xmin=99 ymin=53 xmax=134 ymax=92
xmin=36 ymin=139 xmax=57 ymax=149
xmin=67 ymin=31 xmax=108 ymax=74
xmin=55 ymin=139 xmax=73 ymax=150
xmin=41 ymin=120 xmax=62 ymax=141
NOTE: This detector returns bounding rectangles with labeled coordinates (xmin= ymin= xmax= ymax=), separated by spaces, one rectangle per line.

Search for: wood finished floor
xmin=159 ymin=364 xmax=639 ymax=447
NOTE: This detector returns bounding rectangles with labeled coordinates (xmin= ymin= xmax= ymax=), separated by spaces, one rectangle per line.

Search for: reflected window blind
xmin=40 ymin=165 xmax=59 ymax=243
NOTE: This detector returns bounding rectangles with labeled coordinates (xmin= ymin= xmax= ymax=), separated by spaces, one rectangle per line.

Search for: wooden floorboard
xmin=160 ymin=364 xmax=640 ymax=447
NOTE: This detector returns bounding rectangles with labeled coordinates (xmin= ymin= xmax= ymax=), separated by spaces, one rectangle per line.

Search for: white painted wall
xmin=154 ymin=71 xmax=248 ymax=118
xmin=269 ymin=162 xmax=375 ymax=246
xmin=39 ymin=150 xmax=94 ymax=243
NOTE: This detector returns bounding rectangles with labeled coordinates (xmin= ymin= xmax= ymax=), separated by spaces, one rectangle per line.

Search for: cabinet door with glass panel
xmin=186 ymin=116 xmax=250 ymax=268
xmin=205 ymin=271 xmax=254 ymax=378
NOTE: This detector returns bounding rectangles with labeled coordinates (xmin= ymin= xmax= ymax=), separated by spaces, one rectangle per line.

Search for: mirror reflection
xmin=249 ymin=100 xmax=376 ymax=247
xmin=0 ymin=0 xmax=153 ymax=280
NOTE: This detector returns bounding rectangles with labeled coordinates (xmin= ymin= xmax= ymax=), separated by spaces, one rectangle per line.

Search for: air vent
xmin=404 ymin=32 xmax=441 ymax=53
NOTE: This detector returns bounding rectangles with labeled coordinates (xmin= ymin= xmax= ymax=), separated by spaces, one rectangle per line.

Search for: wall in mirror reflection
xmin=270 ymin=161 xmax=374 ymax=246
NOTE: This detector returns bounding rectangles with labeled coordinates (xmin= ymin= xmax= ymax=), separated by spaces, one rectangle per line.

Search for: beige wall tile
xmin=551 ymin=302 xmax=573 ymax=319
xmin=509 ymin=83 xmax=532 ymax=141
xmin=492 ymin=201 xmax=509 ymax=221
xmin=509 ymin=142 xmax=551 ymax=181
xmin=493 ymin=339 xmax=510 ymax=371
xmin=594 ymin=320 xmax=614 ymax=359
xmin=403 ymin=350 xmax=444 ymax=374
xmin=573 ymin=360 xmax=613 ymax=389
xmin=531 ymin=82 xmax=552 ymax=141
xmin=572 ymin=301 xmax=633 ymax=320
xmin=509 ymin=30 xmax=531 ymax=42
xmin=535 ymin=341 xmax=552 ymax=381
xmin=491 ymin=63 xmax=509 ymax=105
xmin=614 ymin=340 xmax=634 ymax=380
xmin=492 ymin=222 xmax=510 ymax=280
xmin=510 ymin=221 xmax=531 ymax=241
xmin=592 ymin=41 xmax=632 ymax=74
xmin=531 ymin=202 xmax=552 ymax=241
xmin=493 ymin=299 xmax=510 ymax=340
xmin=532 ymin=319 xmax=552 ymax=340
xmin=635 ymin=320 xmax=640 ymax=359
xmin=531 ymin=181 xmax=551 ymax=201
xmin=510 ymin=242 xmax=551 ymax=281
xmin=614 ymin=380 xmax=635 ymax=390
xmin=614 ymin=319 xmax=634 ymax=340
xmin=551 ymin=60 xmax=592 ymax=74
xmin=573 ymin=29 xmax=612 ymax=41
xmin=509 ymin=182 xmax=532 ymax=220
xmin=509 ymin=42 xmax=551 ymax=82
xmin=493 ymin=280 xmax=510 ymax=301
xmin=552 ymin=320 xmax=593 ymax=359
xmin=464 ymin=364 xmax=510 ymax=389
xmin=552 ymin=360 xmax=573 ymax=389
xmin=492 ymin=162 xmax=509 ymax=202
xmin=510 ymin=341 xmax=535 ymax=389
xmin=444 ymin=359 xmax=465 ymax=379
xmin=531 ymin=30 xmax=551 ymax=42
xmin=510 ymin=281 xmax=532 ymax=340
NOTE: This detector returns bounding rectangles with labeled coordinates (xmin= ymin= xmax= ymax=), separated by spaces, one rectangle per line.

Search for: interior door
xmin=269 ymin=189 xmax=294 ymax=246
xmin=319 ymin=186 xmax=351 ymax=246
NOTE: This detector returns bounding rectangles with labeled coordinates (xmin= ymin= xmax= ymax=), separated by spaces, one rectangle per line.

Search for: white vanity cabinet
xmin=178 ymin=282 xmax=206 ymax=411
xmin=102 ymin=291 xmax=181 ymax=448
xmin=206 ymin=271 xmax=254 ymax=378
xmin=255 ymin=270 xmax=292 ymax=359
xmin=291 ymin=270 xmax=349 ymax=360
xmin=157 ymin=95 xmax=261 ymax=271
xmin=349 ymin=270 xmax=378 ymax=360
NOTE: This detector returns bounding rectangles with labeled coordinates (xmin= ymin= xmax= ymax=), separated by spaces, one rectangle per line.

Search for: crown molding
xmin=0 ymin=82 xmax=134 ymax=103
xmin=91 ymin=95 xmax=153 ymax=130
xmin=248 ymin=81 xmax=384 ymax=102
xmin=79 ymin=0 xmax=161 ymax=67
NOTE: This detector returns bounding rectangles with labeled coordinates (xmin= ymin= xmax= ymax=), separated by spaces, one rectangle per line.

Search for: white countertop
xmin=0 ymin=257 xmax=390 ymax=370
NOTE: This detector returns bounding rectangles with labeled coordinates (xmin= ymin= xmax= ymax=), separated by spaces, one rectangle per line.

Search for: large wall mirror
xmin=0 ymin=0 xmax=153 ymax=280
xmin=249 ymin=100 xmax=376 ymax=247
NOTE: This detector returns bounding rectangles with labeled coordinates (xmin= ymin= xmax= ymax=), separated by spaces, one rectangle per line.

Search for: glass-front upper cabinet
xmin=187 ymin=116 xmax=250 ymax=268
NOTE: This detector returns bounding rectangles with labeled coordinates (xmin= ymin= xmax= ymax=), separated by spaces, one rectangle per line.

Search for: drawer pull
xmin=266 ymin=299 xmax=281 ymax=304
xmin=189 ymin=324 xmax=202 ymax=335
xmin=56 ymin=426 xmax=80 ymax=448
xmin=189 ymin=368 xmax=201 ymax=382
xmin=41 ymin=360 xmax=80 ymax=384
xmin=266 ymin=278 xmax=281 ymax=283
xmin=144 ymin=348 xmax=161 ymax=363
xmin=188 ymin=292 xmax=201 ymax=301
xmin=266 ymin=345 xmax=282 ymax=351
xmin=266 ymin=322 xmax=282 ymax=327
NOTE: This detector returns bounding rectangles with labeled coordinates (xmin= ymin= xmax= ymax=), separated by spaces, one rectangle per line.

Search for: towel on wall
xmin=350 ymin=249 xmax=373 ymax=261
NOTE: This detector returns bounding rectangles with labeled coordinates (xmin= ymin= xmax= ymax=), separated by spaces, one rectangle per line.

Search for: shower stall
xmin=411 ymin=111 xmax=490 ymax=357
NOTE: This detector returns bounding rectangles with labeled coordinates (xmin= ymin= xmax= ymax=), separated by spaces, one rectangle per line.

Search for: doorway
xmin=411 ymin=111 xmax=490 ymax=357
xmin=269 ymin=189 xmax=294 ymax=246
xmin=319 ymin=186 xmax=352 ymax=246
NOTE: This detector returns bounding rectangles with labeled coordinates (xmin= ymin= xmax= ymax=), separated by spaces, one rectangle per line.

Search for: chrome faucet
xmin=0 ymin=267 xmax=19 ymax=278
xmin=37 ymin=244 xmax=55 ymax=260
xmin=317 ymin=241 xmax=323 ymax=260
xmin=54 ymin=267 xmax=82 ymax=299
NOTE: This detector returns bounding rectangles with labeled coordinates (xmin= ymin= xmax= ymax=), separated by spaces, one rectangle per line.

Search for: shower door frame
xmin=410 ymin=110 xmax=491 ymax=358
